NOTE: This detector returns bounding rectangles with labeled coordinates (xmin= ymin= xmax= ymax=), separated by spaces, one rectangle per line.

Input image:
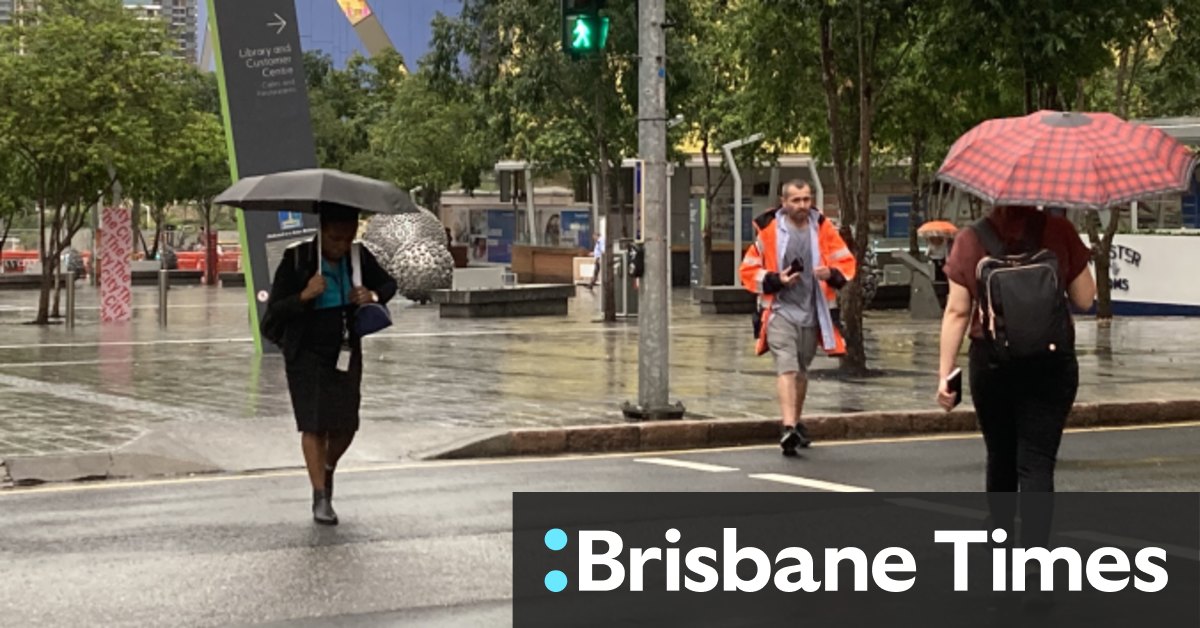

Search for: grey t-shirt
xmin=774 ymin=214 xmax=817 ymax=328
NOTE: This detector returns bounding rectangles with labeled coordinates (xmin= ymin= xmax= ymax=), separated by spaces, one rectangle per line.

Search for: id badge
xmin=336 ymin=312 xmax=352 ymax=372
xmin=336 ymin=345 xmax=352 ymax=372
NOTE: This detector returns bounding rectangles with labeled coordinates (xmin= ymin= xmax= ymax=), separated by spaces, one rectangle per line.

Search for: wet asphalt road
xmin=1 ymin=422 xmax=1197 ymax=627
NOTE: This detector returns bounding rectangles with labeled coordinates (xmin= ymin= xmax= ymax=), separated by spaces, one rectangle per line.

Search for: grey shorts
xmin=766 ymin=315 xmax=819 ymax=375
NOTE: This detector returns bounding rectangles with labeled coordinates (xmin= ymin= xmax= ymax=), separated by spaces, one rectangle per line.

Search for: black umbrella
xmin=215 ymin=168 xmax=418 ymax=215
xmin=215 ymin=167 xmax=419 ymax=253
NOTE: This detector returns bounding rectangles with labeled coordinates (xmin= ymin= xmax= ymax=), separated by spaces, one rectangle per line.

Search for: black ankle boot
xmin=324 ymin=465 xmax=335 ymax=500
xmin=312 ymin=489 xmax=338 ymax=526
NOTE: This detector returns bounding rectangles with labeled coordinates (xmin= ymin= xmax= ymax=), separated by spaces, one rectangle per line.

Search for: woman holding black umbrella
xmin=265 ymin=203 xmax=397 ymax=525
xmin=217 ymin=168 xmax=413 ymax=525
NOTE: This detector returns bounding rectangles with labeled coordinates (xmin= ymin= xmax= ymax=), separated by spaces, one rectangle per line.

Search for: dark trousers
xmin=969 ymin=340 xmax=1079 ymax=547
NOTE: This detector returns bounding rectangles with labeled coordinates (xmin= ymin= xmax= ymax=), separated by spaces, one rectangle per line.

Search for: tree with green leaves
xmin=873 ymin=0 xmax=1021 ymax=254
xmin=367 ymin=74 xmax=490 ymax=212
xmin=169 ymin=110 xmax=230 ymax=285
xmin=0 ymin=143 xmax=33 ymax=257
xmin=304 ymin=49 xmax=410 ymax=178
xmin=139 ymin=68 xmax=232 ymax=261
xmin=0 ymin=0 xmax=188 ymax=324
xmin=671 ymin=0 xmax=767 ymax=287
xmin=428 ymin=0 xmax=670 ymax=321
xmin=304 ymin=50 xmax=366 ymax=173
xmin=912 ymin=0 xmax=1176 ymax=322
xmin=1143 ymin=1 xmax=1200 ymax=116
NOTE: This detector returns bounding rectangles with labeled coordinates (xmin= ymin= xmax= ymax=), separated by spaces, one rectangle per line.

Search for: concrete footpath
xmin=1 ymin=283 xmax=1199 ymax=484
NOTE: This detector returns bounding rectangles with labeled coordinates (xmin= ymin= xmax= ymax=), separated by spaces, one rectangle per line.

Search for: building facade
xmin=124 ymin=0 xmax=198 ymax=65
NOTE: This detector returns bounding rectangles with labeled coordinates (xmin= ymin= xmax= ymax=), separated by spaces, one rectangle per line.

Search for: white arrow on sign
xmin=267 ymin=13 xmax=287 ymax=35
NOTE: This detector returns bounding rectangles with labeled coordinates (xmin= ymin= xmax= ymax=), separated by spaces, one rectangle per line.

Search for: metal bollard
xmin=158 ymin=268 xmax=169 ymax=327
xmin=66 ymin=273 xmax=76 ymax=329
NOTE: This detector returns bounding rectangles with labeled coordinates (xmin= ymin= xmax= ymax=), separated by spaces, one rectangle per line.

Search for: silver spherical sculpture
xmin=361 ymin=206 xmax=454 ymax=303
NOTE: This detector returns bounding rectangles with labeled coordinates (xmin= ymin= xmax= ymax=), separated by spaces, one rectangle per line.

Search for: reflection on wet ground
xmin=0 ymin=284 xmax=1196 ymax=457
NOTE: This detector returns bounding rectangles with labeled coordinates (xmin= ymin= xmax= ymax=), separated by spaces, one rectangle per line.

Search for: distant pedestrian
xmin=264 ymin=203 xmax=397 ymax=525
xmin=588 ymin=233 xmax=605 ymax=289
xmin=740 ymin=180 xmax=857 ymax=456
xmin=927 ymin=234 xmax=951 ymax=282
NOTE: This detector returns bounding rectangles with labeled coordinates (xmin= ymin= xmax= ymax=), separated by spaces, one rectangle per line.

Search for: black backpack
xmin=972 ymin=213 xmax=1074 ymax=362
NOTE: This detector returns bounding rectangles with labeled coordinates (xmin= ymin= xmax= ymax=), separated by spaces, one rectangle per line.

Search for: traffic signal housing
xmin=562 ymin=0 xmax=610 ymax=58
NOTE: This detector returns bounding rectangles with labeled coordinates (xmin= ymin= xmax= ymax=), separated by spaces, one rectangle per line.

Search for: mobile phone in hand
xmin=946 ymin=368 xmax=962 ymax=408
xmin=789 ymin=259 xmax=803 ymax=275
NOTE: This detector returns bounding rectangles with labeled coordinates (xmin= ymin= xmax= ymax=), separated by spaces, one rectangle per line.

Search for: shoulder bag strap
xmin=351 ymin=242 xmax=363 ymax=287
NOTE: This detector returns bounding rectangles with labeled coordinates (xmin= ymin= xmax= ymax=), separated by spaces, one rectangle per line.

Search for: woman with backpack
xmin=936 ymin=205 xmax=1096 ymax=564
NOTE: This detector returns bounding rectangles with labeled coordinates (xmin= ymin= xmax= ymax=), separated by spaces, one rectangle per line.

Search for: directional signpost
xmin=208 ymin=0 xmax=321 ymax=353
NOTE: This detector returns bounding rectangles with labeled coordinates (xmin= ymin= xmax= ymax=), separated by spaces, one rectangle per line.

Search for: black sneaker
xmin=796 ymin=423 xmax=812 ymax=448
xmin=780 ymin=426 xmax=799 ymax=456
xmin=780 ymin=424 xmax=813 ymax=456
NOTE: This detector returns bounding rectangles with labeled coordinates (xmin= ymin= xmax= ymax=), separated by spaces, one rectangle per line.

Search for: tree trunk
xmin=599 ymin=150 xmax=616 ymax=322
xmin=840 ymin=0 xmax=873 ymax=375
xmin=1086 ymin=208 xmax=1123 ymax=321
xmin=818 ymin=10 xmax=855 ymax=225
xmin=133 ymin=198 xmax=142 ymax=256
xmin=0 ymin=212 xmax=12 ymax=262
xmin=1114 ymin=46 xmax=1129 ymax=118
xmin=34 ymin=198 xmax=50 ymax=324
xmin=819 ymin=3 xmax=870 ymax=374
xmin=1023 ymin=72 xmax=1035 ymax=114
xmin=51 ymin=251 xmax=61 ymax=318
xmin=138 ymin=228 xmax=151 ymax=260
xmin=150 ymin=203 xmax=164 ymax=261
xmin=701 ymin=137 xmax=713 ymax=287
xmin=203 ymin=201 xmax=218 ymax=286
xmin=908 ymin=133 xmax=923 ymax=256
xmin=36 ymin=262 xmax=51 ymax=324
xmin=50 ymin=206 xmax=66 ymax=319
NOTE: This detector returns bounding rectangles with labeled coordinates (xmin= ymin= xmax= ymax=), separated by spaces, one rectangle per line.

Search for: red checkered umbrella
xmin=936 ymin=110 xmax=1198 ymax=210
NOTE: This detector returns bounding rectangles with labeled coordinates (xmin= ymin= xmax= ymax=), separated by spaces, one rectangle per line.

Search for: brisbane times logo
xmin=537 ymin=527 xmax=1169 ymax=594
xmin=513 ymin=493 xmax=1199 ymax=628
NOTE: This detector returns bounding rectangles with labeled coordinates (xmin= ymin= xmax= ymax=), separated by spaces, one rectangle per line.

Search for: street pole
xmin=624 ymin=0 xmax=683 ymax=420
xmin=722 ymin=133 xmax=764 ymax=283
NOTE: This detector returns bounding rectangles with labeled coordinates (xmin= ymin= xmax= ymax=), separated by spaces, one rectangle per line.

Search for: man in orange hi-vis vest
xmin=740 ymin=180 xmax=857 ymax=456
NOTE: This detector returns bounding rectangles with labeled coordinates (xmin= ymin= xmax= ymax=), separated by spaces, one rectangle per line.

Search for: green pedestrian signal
xmin=561 ymin=1 xmax=609 ymax=58
xmin=572 ymin=16 xmax=593 ymax=49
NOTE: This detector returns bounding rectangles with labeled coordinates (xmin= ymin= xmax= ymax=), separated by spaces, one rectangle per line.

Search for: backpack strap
xmin=972 ymin=211 xmax=1048 ymax=257
xmin=971 ymin=217 xmax=1007 ymax=258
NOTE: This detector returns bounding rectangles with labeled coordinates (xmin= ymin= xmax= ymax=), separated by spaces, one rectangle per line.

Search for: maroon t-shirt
xmin=944 ymin=209 xmax=1092 ymax=339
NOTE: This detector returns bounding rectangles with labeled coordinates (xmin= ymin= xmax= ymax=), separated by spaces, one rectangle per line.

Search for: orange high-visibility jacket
xmin=739 ymin=208 xmax=857 ymax=357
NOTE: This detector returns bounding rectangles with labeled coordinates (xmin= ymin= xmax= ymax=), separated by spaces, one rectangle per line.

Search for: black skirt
xmin=285 ymin=308 xmax=363 ymax=434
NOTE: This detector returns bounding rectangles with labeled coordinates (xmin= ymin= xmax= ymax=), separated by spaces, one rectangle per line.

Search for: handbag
xmin=260 ymin=306 xmax=286 ymax=347
xmin=351 ymin=242 xmax=392 ymax=337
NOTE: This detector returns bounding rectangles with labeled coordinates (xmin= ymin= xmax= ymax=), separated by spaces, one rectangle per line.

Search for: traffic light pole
xmin=623 ymin=0 xmax=684 ymax=421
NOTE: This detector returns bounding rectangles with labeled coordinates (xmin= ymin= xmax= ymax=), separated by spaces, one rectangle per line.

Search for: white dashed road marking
xmin=634 ymin=458 xmax=739 ymax=473
xmin=748 ymin=473 xmax=874 ymax=493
